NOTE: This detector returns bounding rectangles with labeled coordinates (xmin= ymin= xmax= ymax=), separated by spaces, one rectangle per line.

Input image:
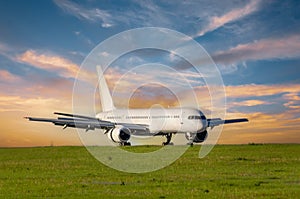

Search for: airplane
xmin=25 ymin=66 xmax=248 ymax=146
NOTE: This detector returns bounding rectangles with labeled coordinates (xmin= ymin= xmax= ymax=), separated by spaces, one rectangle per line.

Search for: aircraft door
xmin=180 ymin=110 xmax=190 ymax=132
xmin=180 ymin=109 xmax=197 ymax=133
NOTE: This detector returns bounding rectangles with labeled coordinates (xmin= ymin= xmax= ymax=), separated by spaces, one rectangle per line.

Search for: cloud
xmin=0 ymin=95 xmax=66 ymax=113
xmin=127 ymin=0 xmax=171 ymax=27
xmin=16 ymin=50 xmax=93 ymax=82
xmin=104 ymin=70 xmax=300 ymax=114
xmin=53 ymin=0 xmax=173 ymax=29
xmin=213 ymin=34 xmax=300 ymax=65
xmin=188 ymin=83 xmax=300 ymax=116
xmin=230 ymin=99 xmax=271 ymax=107
xmin=73 ymin=31 xmax=94 ymax=46
xmin=104 ymin=74 xmax=299 ymax=114
xmin=17 ymin=50 xmax=78 ymax=77
xmin=225 ymin=84 xmax=300 ymax=98
xmin=104 ymin=66 xmax=205 ymax=97
xmin=53 ymin=0 xmax=265 ymax=38
xmin=283 ymin=93 xmax=300 ymax=109
xmin=220 ymin=111 xmax=300 ymax=144
xmin=53 ymin=0 xmax=113 ymax=28
xmin=0 ymin=94 xmax=81 ymax=147
xmin=0 ymin=41 xmax=16 ymax=60
xmin=0 ymin=73 xmax=74 ymax=109
xmin=127 ymin=83 xmax=180 ymax=109
xmin=101 ymin=23 xmax=113 ymax=28
xmin=0 ymin=70 xmax=20 ymax=82
xmin=112 ymin=82 xmax=300 ymax=144
xmin=196 ymin=0 xmax=261 ymax=37
xmin=224 ymin=84 xmax=300 ymax=120
xmin=0 ymin=81 xmax=80 ymax=146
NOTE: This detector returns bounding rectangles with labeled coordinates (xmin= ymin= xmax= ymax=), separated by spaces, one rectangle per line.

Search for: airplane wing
xmin=207 ymin=118 xmax=248 ymax=128
xmin=25 ymin=112 xmax=149 ymax=132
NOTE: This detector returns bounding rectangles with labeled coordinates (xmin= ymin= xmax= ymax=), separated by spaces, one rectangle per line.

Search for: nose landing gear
xmin=185 ymin=132 xmax=195 ymax=146
xmin=162 ymin=133 xmax=172 ymax=145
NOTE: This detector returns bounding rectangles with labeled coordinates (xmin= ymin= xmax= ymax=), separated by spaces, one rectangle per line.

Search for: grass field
xmin=0 ymin=144 xmax=299 ymax=198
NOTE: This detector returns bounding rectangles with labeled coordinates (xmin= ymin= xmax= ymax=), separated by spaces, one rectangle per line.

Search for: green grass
xmin=0 ymin=144 xmax=299 ymax=198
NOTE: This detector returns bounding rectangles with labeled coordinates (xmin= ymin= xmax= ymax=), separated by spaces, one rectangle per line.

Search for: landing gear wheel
xmin=186 ymin=142 xmax=194 ymax=146
xmin=120 ymin=142 xmax=131 ymax=146
xmin=162 ymin=133 xmax=172 ymax=145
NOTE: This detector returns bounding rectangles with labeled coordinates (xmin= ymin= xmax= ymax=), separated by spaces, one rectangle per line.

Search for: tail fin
xmin=96 ymin=65 xmax=116 ymax=112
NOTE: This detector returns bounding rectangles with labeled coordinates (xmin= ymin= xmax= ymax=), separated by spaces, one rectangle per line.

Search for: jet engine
xmin=107 ymin=126 xmax=131 ymax=143
xmin=193 ymin=130 xmax=208 ymax=143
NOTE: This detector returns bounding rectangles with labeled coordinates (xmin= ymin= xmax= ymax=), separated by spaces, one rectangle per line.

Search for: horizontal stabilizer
xmin=54 ymin=112 xmax=98 ymax=120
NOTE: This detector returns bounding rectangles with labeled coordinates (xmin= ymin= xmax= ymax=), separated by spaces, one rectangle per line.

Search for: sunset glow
xmin=0 ymin=0 xmax=299 ymax=146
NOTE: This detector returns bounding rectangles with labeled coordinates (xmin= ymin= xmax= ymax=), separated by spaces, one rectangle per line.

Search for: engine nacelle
xmin=107 ymin=126 xmax=131 ymax=143
xmin=193 ymin=130 xmax=208 ymax=143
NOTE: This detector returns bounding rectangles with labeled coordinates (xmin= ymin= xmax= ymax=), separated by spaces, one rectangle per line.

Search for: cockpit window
xmin=188 ymin=115 xmax=202 ymax=120
xmin=188 ymin=115 xmax=206 ymax=120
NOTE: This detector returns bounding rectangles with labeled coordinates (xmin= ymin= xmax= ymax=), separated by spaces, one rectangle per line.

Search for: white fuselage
xmin=96 ymin=107 xmax=207 ymax=134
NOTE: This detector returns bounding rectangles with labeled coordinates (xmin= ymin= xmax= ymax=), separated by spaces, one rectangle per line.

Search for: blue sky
xmin=0 ymin=0 xmax=300 ymax=146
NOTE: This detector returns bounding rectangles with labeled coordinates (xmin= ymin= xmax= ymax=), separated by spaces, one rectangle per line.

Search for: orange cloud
xmin=103 ymin=66 xmax=206 ymax=109
xmin=128 ymin=95 xmax=179 ymax=109
xmin=0 ymin=94 xmax=71 ymax=114
xmin=105 ymin=75 xmax=300 ymax=113
xmin=230 ymin=99 xmax=271 ymax=107
xmin=0 ymin=92 xmax=82 ymax=147
xmin=1 ymin=67 xmax=300 ymax=147
xmin=18 ymin=50 xmax=79 ymax=77
xmin=17 ymin=50 xmax=94 ymax=82
xmin=283 ymin=93 xmax=300 ymax=109
xmin=179 ymin=83 xmax=300 ymax=118
xmin=0 ymin=66 xmax=96 ymax=147
xmin=225 ymin=84 xmax=300 ymax=98
xmin=127 ymin=84 xmax=180 ymax=108
xmin=0 ymin=111 xmax=81 ymax=147
xmin=0 ymin=70 xmax=20 ymax=82
xmin=220 ymin=111 xmax=300 ymax=144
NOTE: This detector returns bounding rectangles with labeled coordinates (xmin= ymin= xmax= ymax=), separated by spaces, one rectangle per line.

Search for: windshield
xmin=188 ymin=115 xmax=206 ymax=120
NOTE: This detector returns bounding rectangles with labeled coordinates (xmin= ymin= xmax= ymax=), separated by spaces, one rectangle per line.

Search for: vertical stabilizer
xmin=96 ymin=65 xmax=116 ymax=112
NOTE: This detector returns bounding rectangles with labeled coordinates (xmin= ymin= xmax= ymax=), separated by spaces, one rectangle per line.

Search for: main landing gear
xmin=163 ymin=133 xmax=172 ymax=145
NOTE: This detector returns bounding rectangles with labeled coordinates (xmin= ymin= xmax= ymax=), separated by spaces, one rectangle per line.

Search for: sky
xmin=0 ymin=0 xmax=300 ymax=147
